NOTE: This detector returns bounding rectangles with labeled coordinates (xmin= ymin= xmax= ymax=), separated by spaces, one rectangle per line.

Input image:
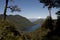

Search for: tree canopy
xmin=39 ymin=0 xmax=60 ymax=8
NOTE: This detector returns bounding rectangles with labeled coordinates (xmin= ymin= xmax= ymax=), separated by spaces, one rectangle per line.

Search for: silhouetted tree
xmin=3 ymin=0 xmax=21 ymax=20
xmin=51 ymin=0 xmax=60 ymax=34
xmin=39 ymin=0 xmax=60 ymax=17
xmin=54 ymin=11 xmax=60 ymax=36
xmin=39 ymin=0 xmax=55 ymax=31
xmin=39 ymin=0 xmax=54 ymax=18
xmin=41 ymin=0 xmax=60 ymax=40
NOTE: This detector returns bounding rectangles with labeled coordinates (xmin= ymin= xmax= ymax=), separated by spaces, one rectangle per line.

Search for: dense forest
xmin=0 ymin=0 xmax=60 ymax=40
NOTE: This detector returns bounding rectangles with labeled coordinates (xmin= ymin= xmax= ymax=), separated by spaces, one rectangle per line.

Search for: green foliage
xmin=0 ymin=20 xmax=21 ymax=40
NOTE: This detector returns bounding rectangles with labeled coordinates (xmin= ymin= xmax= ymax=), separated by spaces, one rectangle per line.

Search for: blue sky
xmin=0 ymin=0 xmax=59 ymax=19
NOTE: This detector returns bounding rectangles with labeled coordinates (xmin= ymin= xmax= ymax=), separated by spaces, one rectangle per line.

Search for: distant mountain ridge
xmin=0 ymin=14 xmax=34 ymax=30
xmin=29 ymin=18 xmax=40 ymax=22
xmin=33 ymin=18 xmax=44 ymax=25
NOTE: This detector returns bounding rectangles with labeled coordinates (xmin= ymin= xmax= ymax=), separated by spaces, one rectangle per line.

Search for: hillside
xmin=33 ymin=18 xmax=44 ymax=25
xmin=0 ymin=20 xmax=33 ymax=40
xmin=0 ymin=14 xmax=34 ymax=30
xmin=0 ymin=21 xmax=21 ymax=40
xmin=29 ymin=18 xmax=39 ymax=22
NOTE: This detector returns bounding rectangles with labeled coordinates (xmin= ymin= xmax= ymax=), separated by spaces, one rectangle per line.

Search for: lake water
xmin=22 ymin=24 xmax=41 ymax=32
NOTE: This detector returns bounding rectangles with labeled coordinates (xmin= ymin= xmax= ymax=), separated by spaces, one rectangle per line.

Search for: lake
xmin=22 ymin=23 xmax=41 ymax=32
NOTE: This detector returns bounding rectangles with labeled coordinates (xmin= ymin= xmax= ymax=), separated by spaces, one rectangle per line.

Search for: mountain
xmin=28 ymin=18 xmax=39 ymax=22
xmin=28 ymin=18 xmax=44 ymax=24
xmin=33 ymin=18 xmax=44 ymax=25
xmin=0 ymin=14 xmax=34 ymax=30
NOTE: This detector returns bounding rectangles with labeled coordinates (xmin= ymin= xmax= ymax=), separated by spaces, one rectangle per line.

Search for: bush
xmin=0 ymin=20 xmax=21 ymax=40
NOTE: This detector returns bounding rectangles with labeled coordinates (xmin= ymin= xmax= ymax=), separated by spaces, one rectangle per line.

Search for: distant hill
xmin=0 ymin=14 xmax=34 ymax=30
xmin=29 ymin=18 xmax=39 ymax=22
xmin=33 ymin=18 xmax=44 ymax=25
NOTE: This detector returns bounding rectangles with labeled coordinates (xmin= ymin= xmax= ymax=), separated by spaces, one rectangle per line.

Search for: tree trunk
xmin=48 ymin=8 xmax=53 ymax=31
xmin=48 ymin=8 xmax=51 ymax=18
xmin=3 ymin=0 xmax=8 ymax=20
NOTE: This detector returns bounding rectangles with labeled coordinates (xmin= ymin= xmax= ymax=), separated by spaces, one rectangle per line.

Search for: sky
xmin=0 ymin=0 xmax=59 ymax=19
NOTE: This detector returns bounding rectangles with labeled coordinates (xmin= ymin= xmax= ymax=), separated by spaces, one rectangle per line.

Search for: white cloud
xmin=37 ymin=17 xmax=42 ymax=18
